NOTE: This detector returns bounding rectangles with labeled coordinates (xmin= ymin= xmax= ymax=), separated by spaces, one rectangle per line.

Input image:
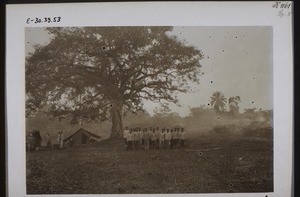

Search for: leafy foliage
xmin=210 ymin=91 xmax=227 ymax=112
xmin=26 ymin=27 xmax=203 ymax=137
xmin=228 ymin=96 xmax=241 ymax=114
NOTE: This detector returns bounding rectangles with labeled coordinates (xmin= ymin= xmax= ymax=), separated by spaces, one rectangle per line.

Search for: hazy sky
xmin=25 ymin=26 xmax=273 ymax=117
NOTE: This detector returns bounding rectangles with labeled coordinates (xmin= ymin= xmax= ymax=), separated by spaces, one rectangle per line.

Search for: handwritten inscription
xmin=26 ymin=17 xmax=61 ymax=24
xmin=272 ymin=2 xmax=292 ymax=18
xmin=272 ymin=1 xmax=291 ymax=9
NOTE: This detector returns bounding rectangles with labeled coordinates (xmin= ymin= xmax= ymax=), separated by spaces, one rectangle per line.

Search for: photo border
xmin=6 ymin=2 xmax=293 ymax=197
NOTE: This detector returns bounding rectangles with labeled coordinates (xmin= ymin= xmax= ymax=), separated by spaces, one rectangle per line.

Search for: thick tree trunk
xmin=110 ymin=103 xmax=124 ymax=139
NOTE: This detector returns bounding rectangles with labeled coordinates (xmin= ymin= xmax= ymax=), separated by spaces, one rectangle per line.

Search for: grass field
xmin=26 ymin=135 xmax=273 ymax=194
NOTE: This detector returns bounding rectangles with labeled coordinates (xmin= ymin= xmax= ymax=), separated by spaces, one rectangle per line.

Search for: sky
xmin=25 ymin=26 xmax=273 ymax=117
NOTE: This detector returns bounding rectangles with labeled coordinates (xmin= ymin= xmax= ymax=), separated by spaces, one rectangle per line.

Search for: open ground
xmin=27 ymin=133 xmax=273 ymax=194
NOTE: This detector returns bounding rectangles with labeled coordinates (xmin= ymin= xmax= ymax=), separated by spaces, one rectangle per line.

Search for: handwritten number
xmin=273 ymin=2 xmax=292 ymax=18
xmin=27 ymin=17 xmax=61 ymax=24
xmin=277 ymin=10 xmax=284 ymax=18
xmin=272 ymin=2 xmax=281 ymax=8
xmin=35 ymin=17 xmax=41 ymax=24
xmin=53 ymin=17 xmax=61 ymax=22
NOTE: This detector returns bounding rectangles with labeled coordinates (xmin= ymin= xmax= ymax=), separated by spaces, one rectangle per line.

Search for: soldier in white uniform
xmin=138 ymin=128 xmax=143 ymax=149
xmin=179 ymin=128 xmax=187 ymax=147
xmin=127 ymin=130 xmax=134 ymax=151
xmin=150 ymin=127 xmax=156 ymax=149
xmin=170 ymin=129 xmax=175 ymax=149
xmin=143 ymin=128 xmax=150 ymax=150
xmin=159 ymin=128 xmax=165 ymax=149
xmin=133 ymin=129 xmax=139 ymax=150
xmin=165 ymin=128 xmax=171 ymax=149
xmin=173 ymin=128 xmax=179 ymax=149
xmin=155 ymin=127 xmax=160 ymax=149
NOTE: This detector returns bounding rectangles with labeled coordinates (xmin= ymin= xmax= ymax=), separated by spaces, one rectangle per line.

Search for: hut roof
xmin=63 ymin=128 xmax=102 ymax=142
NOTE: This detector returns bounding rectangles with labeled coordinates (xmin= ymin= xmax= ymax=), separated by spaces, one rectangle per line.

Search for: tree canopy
xmin=210 ymin=91 xmax=227 ymax=113
xmin=26 ymin=26 xmax=204 ymax=137
xmin=228 ymin=96 xmax=241 ymax=115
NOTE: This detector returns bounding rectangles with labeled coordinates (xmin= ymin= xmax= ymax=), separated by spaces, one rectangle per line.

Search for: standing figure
xmin=149 ymin=127 xmax=153 ymax=148
xmin=132 ymin=129 xmax=136 ymax=150
xmin=123 ymin=126 xmax=130 ymax=149
xmin=45 ymin=133 xmax=51 ymax=148
xmin=179 ymin=128 xmax=187 ymax=147
xmin=138 ymin=128 xmax=143 ymax=149
xmin=155 ymin=127 xmax=160 ymax=149
xmin=159 ymin=128 xmax=165 ymax=149
xmin=165 ymin=129 xmax=171 ymax=149
xmin=127 ymin=130 xmax=133 ymax=151
xmin=57 ymin=131 xmax=64 ymax=149
xmin=144 ymin=128 xmax=150 ymax=150
xmin=135 ymin=128 xmax=140 ymax=150
xmin=173 ymin=128 xmax=179 ymax=149
xmin=150 ymin=128 xmax=156 ymax=149
xmin=170 ymin=129 xmax=174 ymax=149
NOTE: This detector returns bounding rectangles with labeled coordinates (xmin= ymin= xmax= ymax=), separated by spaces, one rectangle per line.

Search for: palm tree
xmin=228 ymin=96 xmax=241 ymax=114
xmin=210 ymin=91 xmax=227 ymax=113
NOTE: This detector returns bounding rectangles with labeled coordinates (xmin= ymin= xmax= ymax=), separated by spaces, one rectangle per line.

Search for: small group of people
xmin=123 ymin=126 xmax=187 ymax=151
xmin=44 ymin=132 xmax=65 ymax=149
xmin=27 ymin=130 xmax=68 ymax=151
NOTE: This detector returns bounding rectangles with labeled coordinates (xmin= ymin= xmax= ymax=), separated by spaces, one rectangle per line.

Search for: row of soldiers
xmin=123 ymin=127 xmax=187 ymax=150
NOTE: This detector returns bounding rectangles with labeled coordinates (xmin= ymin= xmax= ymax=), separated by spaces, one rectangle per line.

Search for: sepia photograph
xmin=25 ymin=26 xmax=273 ymax=194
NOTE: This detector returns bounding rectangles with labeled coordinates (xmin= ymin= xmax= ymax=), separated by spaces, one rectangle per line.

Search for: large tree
xmin=26 ymin=27 xmax=203 ymax=138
